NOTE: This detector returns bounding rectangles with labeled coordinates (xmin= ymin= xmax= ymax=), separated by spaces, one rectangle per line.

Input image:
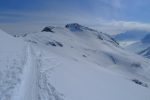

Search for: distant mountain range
xmin=114 ymin=30 xmax=150 ymax=41
xmin=127 ymin=34 xmax=150 ymax=58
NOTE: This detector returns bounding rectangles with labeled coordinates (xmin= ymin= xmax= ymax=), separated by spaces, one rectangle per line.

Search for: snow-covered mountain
xmin=127 ymin=34 xmax=150 ymax=58
xmin=138 ymin=34 xmax=150 ymax=58
xmin=139 ymin=47 xmax=150 ymax=58
xmin=127 ymin=34 xmax=150 ymax=52
xmin=141 ymin=34 xmax=150 ymax=43
xmin=114 ymin=30 xmax=149 ymax=47
xmin=0 ymin=23 xmax=150 ymax=100
xmin=114 ymin=30 xmax=149 ymax=41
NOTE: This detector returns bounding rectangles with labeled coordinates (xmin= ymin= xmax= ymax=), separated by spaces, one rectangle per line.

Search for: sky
xmin=1 ymin=0 xmax=150 ymax=34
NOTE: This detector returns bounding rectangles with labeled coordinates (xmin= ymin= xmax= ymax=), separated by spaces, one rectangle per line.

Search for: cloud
xmin=1 ymin=0 xmax=150 ymax=35
xmin=112 ymin=0 xmax=122 ymax=8
xmin=91 ymin=20 xmax=150 ymax=35
xmin=1 ymin=10 xmax=150 ymax=35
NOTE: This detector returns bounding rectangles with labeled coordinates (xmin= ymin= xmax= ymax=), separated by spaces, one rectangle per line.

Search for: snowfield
xmin=0 ymin=23 xmax=150 ymax=100
xmin=0 ymin=29 xmax=27 ymax=100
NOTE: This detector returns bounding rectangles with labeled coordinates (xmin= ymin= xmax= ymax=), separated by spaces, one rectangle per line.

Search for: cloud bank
xmin=91 ymin=20 xmax=150 ymax=35
xmin=1 ymin=0 xmax=150 ymax=35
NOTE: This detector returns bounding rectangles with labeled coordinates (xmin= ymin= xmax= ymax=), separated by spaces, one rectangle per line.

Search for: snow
xmin=142 ymin=34 xmax=150 ymax=43
xmin=114 ymin=30 xmax=149 ymax=41
xmin=48 ymin=57 xmax=150 ymax=100
xmin=126 ymin=42 xmax=150 ymax=53
xmin=0 ymin=29 xmax=26 ymax=100
xmin=125 ymin=36 xmax=150 ymax=61
xmin=118 ymin=41 xmax=137 ymax=47
xmin=126 ymin=34 xmax=150 ymax=54
xmin=0 ymin=23 xmax=150 ymax=100
xmin=13 ymin=45 xmax=38 ymax=100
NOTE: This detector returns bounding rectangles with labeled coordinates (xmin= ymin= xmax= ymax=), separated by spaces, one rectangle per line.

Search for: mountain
xmin=127 ymin=34 xmax=150 ymax=53
xmin=114 ymin=30 xmax=149 ymax=47
xmin=0 ymin=24 xmax=150 ymax=100
xmin=141 ymin=34 xmax=150 ymax=43
xmin=139 ymin=47 xmax=150 ymax=58
xmin=114 ymin=30 xmax=149 ymax=41
xmin=139 ymin=34 xmax=150 ymax=58
xmin=127 ymin=34 xmax=150 ymax=58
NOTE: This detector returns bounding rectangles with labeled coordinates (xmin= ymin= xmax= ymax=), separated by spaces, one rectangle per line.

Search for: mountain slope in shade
xmin=114 ymin=30 xmax=150 ymax=47
xmin=135 ymin=34 xmax=150 ymax=58
xmin=141 ymin=34 xmax=150 ymax=43
xmin=127 ymin=34 xmax=150 ymax=53
xmin=114 ymin=30 xmax=149 ymax=41
xmin=0 ymin=23 xmax=150 ymax=100
xmin=139 ymin=47 xmax=150 ymax=58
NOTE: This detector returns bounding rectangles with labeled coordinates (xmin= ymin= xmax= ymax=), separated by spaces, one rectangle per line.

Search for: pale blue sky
xmin=1 ymin=0 xmax=150 ymax=34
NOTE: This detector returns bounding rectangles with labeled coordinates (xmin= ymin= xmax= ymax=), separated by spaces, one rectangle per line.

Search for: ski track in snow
xmin=13 ymin=44 xmax=64 ymax=100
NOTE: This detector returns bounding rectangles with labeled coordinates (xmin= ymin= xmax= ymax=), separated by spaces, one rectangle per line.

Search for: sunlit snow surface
xmin=0 ymin=24 xmax=150 ymax=100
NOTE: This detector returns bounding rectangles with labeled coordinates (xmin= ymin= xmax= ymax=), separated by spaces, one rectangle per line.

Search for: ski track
xmin=13 ymin=45 xmax=38 ymax=100
xmin=13 ymin=44 xmax=64 ymax=100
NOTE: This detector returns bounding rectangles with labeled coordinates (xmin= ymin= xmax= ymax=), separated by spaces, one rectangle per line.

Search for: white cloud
xmin=1 ymin=11 xmax=150 ymax=35
xmin=91 ymin=20 xmax=150 ymax=35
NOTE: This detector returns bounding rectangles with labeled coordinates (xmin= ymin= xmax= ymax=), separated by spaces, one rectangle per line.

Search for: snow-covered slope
xmin=127 ymin=34 xmax=150 ymax=53
xmin=24 ymin=23 xmax=150 ymax=80
xmin=1 ymin=23 xmax=150 ymax=100
xmin=0 ymin=29 xmax=27 ymax=100
xmin=127 ymin=34 xmax=150 ymax=58
xmin=139 ymin=47 xmax=150 ymax=58
xmin=142 ymin=34 xmax=150 ymax=43
xmin=114 ymin=30 xmax=149 ymax=47
xmin=114 ymin=30 xmax=149 ymax=41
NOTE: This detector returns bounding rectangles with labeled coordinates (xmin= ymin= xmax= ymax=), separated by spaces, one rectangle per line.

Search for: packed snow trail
xmin=13 ymin=45 xmax=39 ymax=100
xmin=12 ymin=44 xmax=64 ymax=100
